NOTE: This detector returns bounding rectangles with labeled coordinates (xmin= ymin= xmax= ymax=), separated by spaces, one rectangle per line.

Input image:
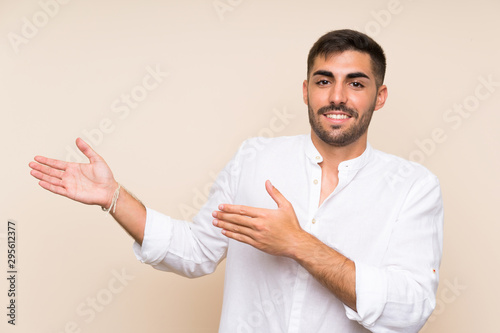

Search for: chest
xmin=234 ymin=162 xmax=403 ymax=263
xmin=319 ymin=168 xmax=338 ymax=207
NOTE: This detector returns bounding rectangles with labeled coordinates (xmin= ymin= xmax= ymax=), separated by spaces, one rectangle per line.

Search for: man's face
xmin=303 ymin=50 xmax=387 ymax=148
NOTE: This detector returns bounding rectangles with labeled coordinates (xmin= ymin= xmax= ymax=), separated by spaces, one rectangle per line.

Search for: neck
xmin=310 ymin=132 xmax=367 ymax=171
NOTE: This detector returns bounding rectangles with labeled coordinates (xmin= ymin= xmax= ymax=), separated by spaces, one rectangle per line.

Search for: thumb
xmin=76 ymin=138 xmax=101 ymax=163
xmin=265 ymin=180 xmax=288 ymax=208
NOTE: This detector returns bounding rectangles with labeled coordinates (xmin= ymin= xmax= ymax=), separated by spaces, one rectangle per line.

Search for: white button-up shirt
xmin=133 ymin=134 xmax=443 ymax=333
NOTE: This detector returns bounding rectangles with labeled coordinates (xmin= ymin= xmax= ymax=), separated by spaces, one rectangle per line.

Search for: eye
xmin=316 ymin=80 xmax=330 ymax=86
xmin=350 ymin=81 xmax=364 ymax=88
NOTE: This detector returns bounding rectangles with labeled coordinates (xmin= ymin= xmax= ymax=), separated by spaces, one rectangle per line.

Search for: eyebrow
xmin=311 ymin=70 xmax=371 ymax=80
xmin=346 ymin=72 xmax=370 ymax=80
xmin=312 ymin=70 xmax=334 ymax=77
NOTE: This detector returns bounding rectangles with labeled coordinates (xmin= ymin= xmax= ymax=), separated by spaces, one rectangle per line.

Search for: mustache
xmin=317 ymin=104 xmax=358 ymax=118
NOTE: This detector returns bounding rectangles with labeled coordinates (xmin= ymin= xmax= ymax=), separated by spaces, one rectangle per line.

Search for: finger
xmin=265 ymin=180 xmax=288 ymax=208
xmin=30 ymin=169 xmax=64 ymax=187
xmin=213 ymin=211 xmax=254 ymax=228
xmin=76 ymin=137 xmax=101 ymax=163
xmin=29 ymin=161 xmax=64 ymax=179
xmin=220 ymin=228 xmax=258 ymax=247
xmin=33 ymin=156 xmax=68 ymax=171
xmin=216 ymin=204 xmax=261 ymax=218
xmin=213 ymin=218 xmax=256 ymax=240
xmin=38 ymin=180 xmax=68 ymax=197
xmin=213 ymin=219 xmax=246 ymax=234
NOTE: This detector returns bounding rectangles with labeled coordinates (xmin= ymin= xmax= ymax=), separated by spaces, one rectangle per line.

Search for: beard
xmin=308 ymin=97 xmax=376 ymax=147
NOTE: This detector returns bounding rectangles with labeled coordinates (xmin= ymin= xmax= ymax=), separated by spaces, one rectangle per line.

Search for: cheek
xmin=349 ymin=94 xmax=372 ymax=111
xmin=307 ymin=89 xmax=329 ymax=107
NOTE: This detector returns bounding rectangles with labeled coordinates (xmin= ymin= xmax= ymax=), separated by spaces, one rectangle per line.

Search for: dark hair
xmin=307 ymin=29 xmax=386 ymax=87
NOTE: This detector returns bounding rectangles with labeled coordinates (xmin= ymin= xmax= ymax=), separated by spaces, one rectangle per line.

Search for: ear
xmin=302 ymin=79 xmax=308 ymax=105
xmin=374 ymin=85 xmax=388 ymax=111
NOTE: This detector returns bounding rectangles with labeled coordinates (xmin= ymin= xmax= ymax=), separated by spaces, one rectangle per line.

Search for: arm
xmin=132 ymin=142 xmax=241 ymax=277
xmin=29 ymin=138 xmax=146 ymax=244
xmin=213 ymin=178 xmax=443 ymax=330
xmin=346 ymin=175 xmax=443 ymax=331
xmin=292 ymin=233 xmax=357 ymax=311
xmin=212 ymin=180 xmax=357 ymax=310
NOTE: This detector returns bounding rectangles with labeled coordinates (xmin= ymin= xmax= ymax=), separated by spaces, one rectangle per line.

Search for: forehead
xmin=310 ymin=50 xmax=375 ymax=78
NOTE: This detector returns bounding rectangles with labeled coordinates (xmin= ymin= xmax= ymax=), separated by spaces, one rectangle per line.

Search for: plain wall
xmin=1 ymin=0 xmax=499 ymax=332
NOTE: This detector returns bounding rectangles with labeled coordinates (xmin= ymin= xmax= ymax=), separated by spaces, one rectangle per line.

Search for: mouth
xmin=322 ymin=112 xmax=352 ymax=123
xmin=324 ymin=113 xmax=351 ymax=120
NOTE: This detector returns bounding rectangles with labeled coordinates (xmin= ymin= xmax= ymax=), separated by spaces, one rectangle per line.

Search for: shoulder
xmin=369 ymin=147 xmax=440 ymax=189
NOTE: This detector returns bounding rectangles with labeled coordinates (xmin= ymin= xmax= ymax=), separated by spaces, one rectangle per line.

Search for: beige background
xmin=1 ymin=0 xmax=499 ymax=332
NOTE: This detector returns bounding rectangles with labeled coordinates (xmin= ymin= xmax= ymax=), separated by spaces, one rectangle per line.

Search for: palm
xmin=63 ymin=159 xmax=114 ymax=204
xmin=29 ymin=138 xmax=117 ymax=207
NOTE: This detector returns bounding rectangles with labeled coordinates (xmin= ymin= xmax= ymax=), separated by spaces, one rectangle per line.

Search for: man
xmin=29 ymin=29 xmax=443 ymax=332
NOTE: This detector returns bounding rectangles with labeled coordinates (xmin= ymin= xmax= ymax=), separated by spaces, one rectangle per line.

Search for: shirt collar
xmin=304 ymin=134 xmax=373 ymax=171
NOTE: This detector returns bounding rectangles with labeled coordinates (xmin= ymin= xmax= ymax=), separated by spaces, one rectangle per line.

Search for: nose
xmin=329 ymin=83 xmax=348 ymax=105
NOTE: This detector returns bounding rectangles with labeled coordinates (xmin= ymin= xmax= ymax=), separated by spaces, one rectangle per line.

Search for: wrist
xmin=102 ymin=180 xmax=120 ymax=210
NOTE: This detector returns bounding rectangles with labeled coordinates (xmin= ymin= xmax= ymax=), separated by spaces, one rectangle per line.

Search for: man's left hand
xmin=212 ymin=180 xmax=306 ymax=257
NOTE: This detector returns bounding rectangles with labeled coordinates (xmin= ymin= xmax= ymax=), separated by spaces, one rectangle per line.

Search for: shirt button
xmin=315 ymin=156 xmax=321 ymax=160
xmin=313 ymin=179 xmax=318 ymax=185
xmin=312 ymin=218 xmax=316 ymax=224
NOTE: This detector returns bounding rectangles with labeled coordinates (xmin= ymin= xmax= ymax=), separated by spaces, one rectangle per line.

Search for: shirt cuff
xmin=132 ymin=207 xmax=173 ymax=266
xmin=344 ymin=261 xmax=387 ymax=328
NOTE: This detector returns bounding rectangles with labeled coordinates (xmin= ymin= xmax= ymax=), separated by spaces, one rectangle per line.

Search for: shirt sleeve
xmin=132 ymin=142 xmax=245 ymax=278
xmin=344 ymin=173 xmax=444 ymax=332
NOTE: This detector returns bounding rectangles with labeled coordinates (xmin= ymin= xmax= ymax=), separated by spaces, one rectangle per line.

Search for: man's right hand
xmin=29 ymin=137 xmax=118 ymax=209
